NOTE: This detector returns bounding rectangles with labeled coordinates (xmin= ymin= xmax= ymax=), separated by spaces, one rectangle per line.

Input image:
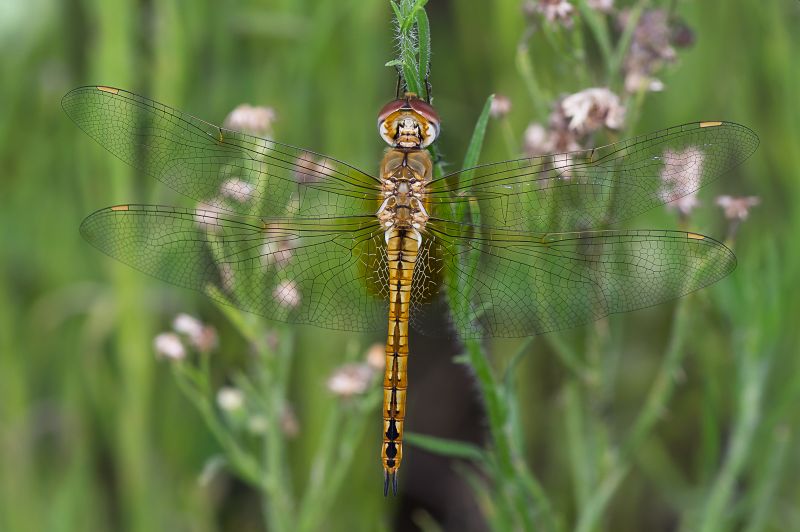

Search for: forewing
xmin=428 ymin=122 xmax=758 ymax=232
xmin=80 ymin=205 xmax=388 ymax=332
xmin=427 ymin=221 xmax=736 ymax=338
xmin=63 ymin=86 xmax=380 ymax=219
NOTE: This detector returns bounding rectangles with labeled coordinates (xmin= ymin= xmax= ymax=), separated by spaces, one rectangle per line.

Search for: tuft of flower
xmin=216 ymin=386 xmax=245 ymax=412
xmin=273 ymin=280 xmax=301 ymax=309
xmin=586 ymin=0 xmax=613 ymax=13
xmin=620 ymin=9 xmax=694 ymax=94
xmin=660 ymin=147 xmax=705 ymax=218
xmin=223 ymin=104 xmax=277 ymax=136
xmin=490 ymin=94 xmax=512 ymax=119
xmin=561 ymin=87 xmax=625 ymax=135
xmin=525 ymin=0 xmax=575 ymax=28
xmin=716 ymin=195 xmax=760 ymax=221
xmin=173 ymin=313 xmax=218 ymax=353
xmin=327 ymin=363 xmax=375 ymax=398
xmin=219 ymin=178 xmax=255 ymax=203
xmin=154 ymin=332 xmax=187 ymax=361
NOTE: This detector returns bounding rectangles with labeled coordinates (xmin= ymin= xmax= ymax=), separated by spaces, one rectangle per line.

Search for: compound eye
xmin=377 ymin=99 xmax=407 ymax=125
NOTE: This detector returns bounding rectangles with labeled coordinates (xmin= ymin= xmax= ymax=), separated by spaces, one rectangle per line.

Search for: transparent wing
xmin=80 ymin=205 xmax=389 ymax=332
xmin=428 ymin=122 xmax=758 ymax=232
xmin=424 ymin=221 xmax=736 ymax=338
xmin=63 ymin=86 xmax=381 ymax=219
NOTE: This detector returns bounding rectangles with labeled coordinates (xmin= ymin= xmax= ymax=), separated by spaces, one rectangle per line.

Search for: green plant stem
xmin=576 ymin=296 xmax=693 ymax=531
xmin=697 ymin=356 xmax=768 ymax=532
xmin=261 ymin=328 xmax=295 ymax=532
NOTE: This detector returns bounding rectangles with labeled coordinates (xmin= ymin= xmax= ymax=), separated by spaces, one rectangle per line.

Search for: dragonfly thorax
xmin=377 ymin=150 xmax=433 ymax=239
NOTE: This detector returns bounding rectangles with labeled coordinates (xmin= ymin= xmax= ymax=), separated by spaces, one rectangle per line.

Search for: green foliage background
xmin=1 ymin=0 xmax=799 ymax=530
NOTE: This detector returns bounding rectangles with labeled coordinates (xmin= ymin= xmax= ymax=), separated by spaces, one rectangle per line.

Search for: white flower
xmin=172 ymin=313 xmax=218 ymax=353
xmin=216 ymin=387 xmax=245 ymax=412
xmin=660 ymin=147 xmax=705 ymax=217
xmin=490 ymin=94 xmax=512 ymax=119
xmin=154 ymin=332 xmax=186 ymax=361
xmin=327 ymin=363 xmax=374 ymax=397
xmin=587 ymin=0 xmax=613 ymax=13
xmin=716 ymin=196 xmax=760 ymax=221
xmin=530 ymin=0 xmax=575 ymax=27
xmin=219 ymin=178 xmax=255 ymax=203
xmin=561 ymin=88 xmax=625 ymax=134
xmin=365 ymin=343 xmax=386 ymax=371
xmin=223 ymin=104 xmax=276 ymax=136
xmin=247 ymin=415 xmax=269 ymax=434
xmin=173 ymin=313 xmax=204 ymax=338
xmin=273 ymin=280 xmax=301 ymax=309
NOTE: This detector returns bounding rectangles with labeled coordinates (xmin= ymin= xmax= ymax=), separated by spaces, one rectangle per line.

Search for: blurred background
xmin=1 ymin=0 xmax=799 ymax=531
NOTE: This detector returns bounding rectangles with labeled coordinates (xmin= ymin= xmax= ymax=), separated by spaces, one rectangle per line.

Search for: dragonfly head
xmin=378 ymin=93 xmax=440 ymax=149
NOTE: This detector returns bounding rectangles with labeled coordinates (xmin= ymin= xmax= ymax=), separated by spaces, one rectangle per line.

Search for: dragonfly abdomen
xmin=381 ymin=228 xmax=419 ymax=495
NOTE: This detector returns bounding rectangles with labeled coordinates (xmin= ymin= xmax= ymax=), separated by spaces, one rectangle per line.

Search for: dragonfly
xmin=63 ymin=85 xmax=758 ymax=496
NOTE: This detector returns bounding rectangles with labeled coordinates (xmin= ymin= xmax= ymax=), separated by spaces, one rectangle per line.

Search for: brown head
xmin=377 ymin=93 xmax=440 ymax=149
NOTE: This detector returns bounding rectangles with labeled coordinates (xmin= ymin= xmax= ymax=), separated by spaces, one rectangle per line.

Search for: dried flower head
xmin=490 ymin=94 xmax=512 ymax=119
xmin=620 ymin=9 xmax=692 ymax=93
xmin=561 ymin=88 xmax=625 ymax=135
xmin=660 ymin=147 xmax=705 ymax=217
xmin=327 ymin=363 xmax=374 ymax=397
xmin=223 ymin=104 xmax=276 ymax=136
xmin=219 ymin=178 xmax=255 ymax=203
xmin=716 ymin=195 xmax=760 ymax=221
xmin=154 ymin=332 xmax=186 ymax=361
xmin=273 ymin=280 xmax=301 ymax=309
xmin=216 ymin=387 xmax=245 ymax=412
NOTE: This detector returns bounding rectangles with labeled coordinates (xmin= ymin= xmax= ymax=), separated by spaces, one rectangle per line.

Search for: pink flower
xmin=223 ymin=104 xmax=276 ymax=136
xmin=273 ymin=280 xmax=301 ymax=309
xmin=716 ymin=196 xmax=760 ymax=221
xmin=659 ymin=147 xmax=705 ymax=217
xmin=561 ymin=88 xmax=625 ymax=135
